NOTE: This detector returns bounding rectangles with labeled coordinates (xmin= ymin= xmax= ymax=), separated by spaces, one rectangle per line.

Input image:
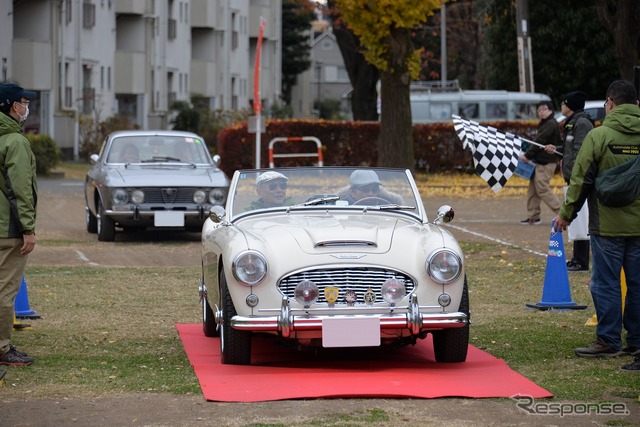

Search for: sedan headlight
xmin=427 ymin=250 xmax=462 ymax=284
xmin=209 ymin=188 xmax=226 ymax=205
xmin=131 ymin=189 xmax=144 ymax=204
xmin=232 ymin=251 xmax=267 ymax=286
xmin=193 ymin=190 xmax=207 ymax=204
xmin=111 ymin=189 xmax=129 ymax=205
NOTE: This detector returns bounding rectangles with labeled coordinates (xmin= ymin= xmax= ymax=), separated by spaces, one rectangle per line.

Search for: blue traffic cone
xmin=526 ymin=223 xmax=587 ymax=310
xmin=14 ymin=275 xmax=41 ymax=319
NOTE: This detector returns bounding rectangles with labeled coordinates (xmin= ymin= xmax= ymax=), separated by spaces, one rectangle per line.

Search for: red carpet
xmin=176 ymin=324 xmax=552 ymax=402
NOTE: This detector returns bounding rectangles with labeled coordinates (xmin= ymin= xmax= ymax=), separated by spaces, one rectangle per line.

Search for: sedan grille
xmin=139 ymin=187 xmax=201 ymax=204
xmin=278 ymin=267 xmax=415 ymax=304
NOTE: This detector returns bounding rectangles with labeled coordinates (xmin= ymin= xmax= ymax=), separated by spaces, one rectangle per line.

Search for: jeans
xmin=590 ymin=235 xmax=640 ymax=349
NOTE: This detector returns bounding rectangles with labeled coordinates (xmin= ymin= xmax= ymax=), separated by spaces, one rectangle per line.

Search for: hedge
xmin=216 ymin=119 xmax=539 ymax=177
xmin=26 ymin=134 xmax=61 ymax=175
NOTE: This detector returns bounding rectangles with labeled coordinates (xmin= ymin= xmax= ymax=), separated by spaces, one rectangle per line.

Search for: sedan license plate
xmin=322 ymin=317 xmax=381 ymax=348
xmin=154 ymin=211 xmax=185 ymax=227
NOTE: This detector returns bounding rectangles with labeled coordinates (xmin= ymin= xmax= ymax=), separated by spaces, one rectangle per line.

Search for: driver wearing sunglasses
xmin=338 ymin=169 xmax=404 ymax=205
xmin=247 ymin=171 xmax=292 ymax=210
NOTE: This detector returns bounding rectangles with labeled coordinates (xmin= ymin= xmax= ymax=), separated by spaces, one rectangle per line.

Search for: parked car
xmin=555 ymin=100 xmax=606 ymax=124
xmin=84 ymin=130 xmax=229 ymax=241
xmin=200 ymin=166 xmax=469 ymax=365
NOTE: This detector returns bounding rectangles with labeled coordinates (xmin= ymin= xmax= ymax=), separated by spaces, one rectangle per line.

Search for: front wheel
xmin=432 ymin=276 xmax=470 ymax=363
xmin=202 ymin=290 xmax=219 ymax=337
xmin=97 ymin=198 xmax=116 ymax=242
xmin=220 ymin=271 xmax=251 ymax=365
xmin=86 ymin=208 xmax=97 ymax=233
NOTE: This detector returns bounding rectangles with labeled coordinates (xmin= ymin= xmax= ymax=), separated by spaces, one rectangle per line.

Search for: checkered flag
xmin=452 ymin=115 xmax=524 ymax=193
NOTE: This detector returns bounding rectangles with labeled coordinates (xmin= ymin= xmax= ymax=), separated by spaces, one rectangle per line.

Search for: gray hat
xmin=256 ymin=171 xmax=288 ymax=185
xmin=350 ymin=170 xmax=381 ymax=186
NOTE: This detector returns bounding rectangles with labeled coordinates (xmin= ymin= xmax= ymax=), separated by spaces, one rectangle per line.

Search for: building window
xmin=168 ymin=19 xmax=177 ymax=40
xmin=83 ymin=1 xmax=96 ymax=29
xmin=231 ymin=13 xmax=238 ymax=50
xmin=65 ymin=0 xmax=72 ymax=25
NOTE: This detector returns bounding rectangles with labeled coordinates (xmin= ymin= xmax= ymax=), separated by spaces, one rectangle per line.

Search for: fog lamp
xmin=246 ymin=293 xmax=259 ymax=307
xmin=294 ymin=280 xmax=319 ymax=308
xmin=381 ymin=278 xmax=406 ymax=306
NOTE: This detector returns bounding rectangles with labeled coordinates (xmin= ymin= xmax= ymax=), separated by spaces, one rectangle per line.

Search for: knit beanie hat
xmin=562 ymin=91 xmax=587 ymax=111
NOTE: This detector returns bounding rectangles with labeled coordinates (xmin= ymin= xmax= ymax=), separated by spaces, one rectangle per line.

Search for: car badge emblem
xmin=161 ymin=188 xmax=178 ymax=203
xmin=364 ymin=287 xmax=376 ymax=306
xmin=344 ymin=290 xmax=357 ymax=306
xmin=324 ymin=286 xmax=339 ymax=306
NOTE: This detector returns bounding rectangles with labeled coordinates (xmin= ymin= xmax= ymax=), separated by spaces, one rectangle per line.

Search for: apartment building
xmin=2 ymin=0 xmax=281 ymax=159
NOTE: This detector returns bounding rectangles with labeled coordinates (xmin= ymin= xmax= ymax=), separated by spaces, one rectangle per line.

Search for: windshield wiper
xmin=300 ymin=195 xmax=340 ymax=206
xmin=377 ymin=204 xmax=416 ymax=210
xmin=141 ymin=156 xmax=196 ymax=167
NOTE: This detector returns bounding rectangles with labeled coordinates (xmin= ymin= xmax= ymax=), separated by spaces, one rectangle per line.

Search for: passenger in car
xmin=337 ymin=170 xmax=404 ymax=205
xmin=247 ymin=171 xmax=292 ymax=210
xmin=119 ymin=144 xmax=140 ymax=163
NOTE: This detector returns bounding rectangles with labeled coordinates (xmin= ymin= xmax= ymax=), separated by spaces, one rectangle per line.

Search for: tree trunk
xmin=595 ymin=0 xmax=640 ymax=82
xmin=330 ymin=13 xmax=379 ymax=120
xmin=378 ymin=28 xmax=414 ymax=170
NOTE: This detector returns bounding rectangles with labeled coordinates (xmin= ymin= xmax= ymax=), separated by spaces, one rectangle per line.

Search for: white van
xmin=406 ymin=81 xmax=551 ymax=123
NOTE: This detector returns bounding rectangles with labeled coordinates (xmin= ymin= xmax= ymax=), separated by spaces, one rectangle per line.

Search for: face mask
xmin=17 ymin=103 xmax=29 ymax=124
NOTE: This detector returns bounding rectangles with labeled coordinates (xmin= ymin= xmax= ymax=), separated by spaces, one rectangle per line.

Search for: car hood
xmin=106 ymin=166 xmax=227 ymax=186
xmin=238 ymin=213 xmax=428 ymax=255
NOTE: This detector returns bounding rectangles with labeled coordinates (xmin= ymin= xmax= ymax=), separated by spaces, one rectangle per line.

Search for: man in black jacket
xmin=519 ymin=101 xmax=562 ymax=225
xmin=560 ymin=91 xmax=594 ymax=272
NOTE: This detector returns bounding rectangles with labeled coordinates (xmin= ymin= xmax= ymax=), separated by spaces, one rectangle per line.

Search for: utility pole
xmin=516 ymin=0 xmax=534 ymax=92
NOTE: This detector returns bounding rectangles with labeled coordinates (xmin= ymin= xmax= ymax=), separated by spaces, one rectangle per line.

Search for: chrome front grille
xmin=278 ymin=267 xmax=415 ymax=304
xmin=139 ymin=187 xmax=198 ymax=204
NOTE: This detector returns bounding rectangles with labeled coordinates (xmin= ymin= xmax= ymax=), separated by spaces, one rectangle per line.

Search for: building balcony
xmin=11 ymin=40 xmax=53 ymax=89
xmin=191 ymin=0 xmax=221 ymax=29
xmin=114 ymin=0 xmax=146 ymax=15
xmin=191 ymin=60 xmax=218 ymax=98
xmin=249 ymin=4 xmax=274 ymax=39
xmin=115 ymin=51 xmax=146 ymax=94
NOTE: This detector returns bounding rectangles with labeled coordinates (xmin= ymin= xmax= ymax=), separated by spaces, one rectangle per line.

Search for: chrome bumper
xmin=228 ymin=295 xmax=468 ymax=339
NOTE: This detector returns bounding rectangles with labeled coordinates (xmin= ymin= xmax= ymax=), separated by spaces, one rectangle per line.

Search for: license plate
xmin=322 ymin=317 xmax=381 ymax=348
xmin=154 ymin=211 xmax=185 ymax=227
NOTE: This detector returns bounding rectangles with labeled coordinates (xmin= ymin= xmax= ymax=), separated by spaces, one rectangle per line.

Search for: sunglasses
xmin=267 ymin=182 xmax=287 ymax=191
xmin=354 ymin=184 xmax=380 ymax=193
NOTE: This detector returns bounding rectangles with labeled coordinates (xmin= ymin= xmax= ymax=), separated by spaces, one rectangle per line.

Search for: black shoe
xmin=623 ymin=346 xmax=640 ymax=356
xmin=0 ymin=345 xmax=34 ymax=366
xmin=575 ymin=338 xmax=624 ymax=358
xmin=519 ymin=218 xmax=541 ymax=225
xmin=566 ymin=260 xmax=576 ymax=267
xmin=620 ymin=357 xmax=640 ymax=372
xmin=567 ymin=263 xmax=588 ymax=272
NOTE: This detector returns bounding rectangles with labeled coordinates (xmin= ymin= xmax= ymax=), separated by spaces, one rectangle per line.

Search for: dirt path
xmin=3 ymin=179 xmax=638 ymax=427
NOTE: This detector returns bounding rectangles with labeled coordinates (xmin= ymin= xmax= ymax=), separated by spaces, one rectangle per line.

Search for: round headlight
xmin=294 ymin=280 xmax=319 ymax=308
xmin=232 ymin=251 xmax=267 ymax=285
xmin=427 ymin=250 xmax=462 ymax=284
xmin=193 ymin=190 xmax=207 ymax=204
xmin=381 ymin=278 xmax=406 ymax=306
xmin=111 ymin=189 xmax=128 ymax=205
xmin=209 ymin=188 xmax=226 ymax=205
xmin=131 ymin=189 xmax=144 ymax=204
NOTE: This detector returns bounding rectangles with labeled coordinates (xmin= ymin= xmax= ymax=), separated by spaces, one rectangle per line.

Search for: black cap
xmin=0 ymin=83 xmax=37 ymax=109
xmin=562 ymin=91 xmax=587 ymax=112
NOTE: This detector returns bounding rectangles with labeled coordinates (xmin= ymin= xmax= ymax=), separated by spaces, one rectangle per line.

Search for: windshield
xmin=228 ymin=167 xmax=421 ymax=220
xmin=106 ymin=134 xmax=211 ymax=164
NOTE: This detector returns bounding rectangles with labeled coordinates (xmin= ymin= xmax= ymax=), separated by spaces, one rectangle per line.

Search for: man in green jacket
xmin=553 ymin=80 xmax=640 ymax=371
xmin=0 ymin=83 xmax=37 ymax=366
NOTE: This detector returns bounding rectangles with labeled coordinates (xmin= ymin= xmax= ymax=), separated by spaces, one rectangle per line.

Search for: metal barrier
xmin=268 ymin=136 xmax=324 ymax=168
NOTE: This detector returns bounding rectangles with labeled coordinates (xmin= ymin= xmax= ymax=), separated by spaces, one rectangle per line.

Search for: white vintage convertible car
xmin=200 ymin=166 xmax=469 ymax=365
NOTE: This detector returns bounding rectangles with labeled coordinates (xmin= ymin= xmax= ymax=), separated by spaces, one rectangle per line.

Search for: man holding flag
xmin=518 ymin=101 xmax=562 ymax=225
